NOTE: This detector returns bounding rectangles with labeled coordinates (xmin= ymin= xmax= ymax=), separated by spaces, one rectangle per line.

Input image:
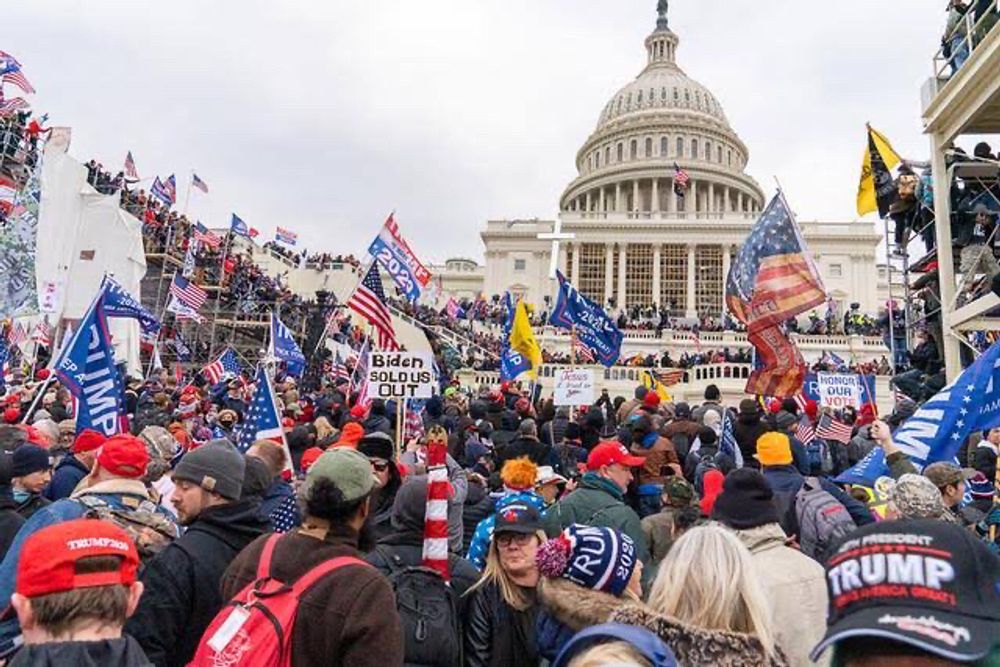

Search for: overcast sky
xmin=7 ymin=1 xmax=954 ymax=263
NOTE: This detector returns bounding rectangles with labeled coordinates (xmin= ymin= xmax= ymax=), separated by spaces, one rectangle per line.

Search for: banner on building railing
xmin=368 ymin=213 xmax=431 ymax=303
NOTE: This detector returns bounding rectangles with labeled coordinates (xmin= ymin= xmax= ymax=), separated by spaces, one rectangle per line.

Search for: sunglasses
xmin=370 ymin=460 xmax=389 ymax=473
xmin=496 ymin=532 xmax=534 ymax=547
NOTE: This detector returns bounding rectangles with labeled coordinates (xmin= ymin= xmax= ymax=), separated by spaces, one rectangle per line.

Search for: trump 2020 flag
xmin=52 ymin=283 xmax=124 ymax=437
xmin=891 ymin=340 xmax=1000 ymax=467
xmin=102 ymin=276 xmax=160 ymax=336
xmin=367 ymin=213 xmax=432 ymax=303
xmin=549 ymin=270 xmax=623 ymax=367
xmin=270 ymin=312 xmax=306 ymax=377
xmin=238 ymin=364 xmax=293 ymax=472
xmin=720 ymin=411 xmax=744 ymax=467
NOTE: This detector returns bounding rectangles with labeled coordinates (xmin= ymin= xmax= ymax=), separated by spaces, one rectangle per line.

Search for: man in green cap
xmin=640 ymin=475 xmax=698 ymax=565
xmin=221 ymin=448 xmax=403 ymax=667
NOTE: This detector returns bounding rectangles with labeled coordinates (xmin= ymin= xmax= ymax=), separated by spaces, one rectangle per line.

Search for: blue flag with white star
xmin=549 ymin=271 xmax=623 ymax=367
xmin=891 ymin=341 xmax=1000 ymax=466
xmin=102 ymin=276 xmax=161 ymax=336
xmin=237 ymin=364 xmax=285 ymax=453
xmin=719 ymin=411 xmax=744 ymax=467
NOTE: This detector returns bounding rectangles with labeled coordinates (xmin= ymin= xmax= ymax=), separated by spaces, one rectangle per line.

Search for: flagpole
xmin=881 ymin=216 xmax=899 ymax=375
xmin=569 ymin=325 xmax=577 ymax=421
xmin=396 ymin=398 xmax=405 ymax=461
xmin=207 ymin=232 xmax=232 ymax=360
xmin=182 ymin=170 xmax=193 ymax=216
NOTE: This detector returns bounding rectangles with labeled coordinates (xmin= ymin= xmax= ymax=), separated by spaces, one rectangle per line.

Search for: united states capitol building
xmin=431 ymin=6 xmax=893 ymax=319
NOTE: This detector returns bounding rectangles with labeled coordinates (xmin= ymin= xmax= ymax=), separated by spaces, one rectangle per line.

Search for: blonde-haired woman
xmin=611 ymin=523 xmax=788 ymax=666
xmin=465 ymin=504 xmax=545 ymax=667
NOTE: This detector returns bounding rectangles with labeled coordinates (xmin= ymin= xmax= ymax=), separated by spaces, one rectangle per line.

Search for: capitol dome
xmin=559 ymin=10 xmax=764 ymax=216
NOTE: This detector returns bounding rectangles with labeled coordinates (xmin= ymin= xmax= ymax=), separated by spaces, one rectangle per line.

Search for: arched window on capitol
xmin=676 ymin=137 xmax=684 ymax=157
xmin=645 ymin=137 xmax=652 ymax=157
xmin=660 ymin=136 xmax=668 ymax=156
xmin=690 ymin=138 xmax=698 ymax=158
xmin=630 ymin=140 xmax=637 ymax=160
xmin=617 ymin=143 xmax=624 ymax=162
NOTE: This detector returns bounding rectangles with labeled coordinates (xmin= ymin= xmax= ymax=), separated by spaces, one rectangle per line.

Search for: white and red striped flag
xmin=31 ymin=319 xmax=51 ymax=347
xmin=795 ymin=418 xmax=816 ymax=446
xmin=816 ymin=413 xmax=853 ymax=444
xmin=348 ymin=264 xmax=400 ymax=351
xmin=422 ymin=426 xmax=451 ymax=581
xmin=2 ymin=70 xmax=34 ymax=95
xmin=6 ymin=321 xmax=27 ymax=348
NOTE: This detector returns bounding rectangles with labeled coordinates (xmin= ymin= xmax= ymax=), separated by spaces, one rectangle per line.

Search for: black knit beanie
xmin=711 ymin=468 xmax=780 ymax=529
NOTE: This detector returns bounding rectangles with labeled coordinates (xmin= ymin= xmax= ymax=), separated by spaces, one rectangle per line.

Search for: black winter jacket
xmin=0 ymin=490 xmax=24 ymax=563
xmin=9 ymin=636 xmax=152 ymax=667
xmin=732 ymin=414 xmax=768 ymax=463
xmin=125 ymin=500 xmax=270 ymax=667
xmin=45 ymin=454 xmax=89 ymax=501
xmin=367 ymin=532 xmax=480 ymax=598
xmin=464 ymin=580 xmax=539 ymax=667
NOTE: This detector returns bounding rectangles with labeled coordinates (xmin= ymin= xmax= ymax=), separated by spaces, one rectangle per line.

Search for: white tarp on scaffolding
xmin=36 ymin=145 xmax=147 ymax=375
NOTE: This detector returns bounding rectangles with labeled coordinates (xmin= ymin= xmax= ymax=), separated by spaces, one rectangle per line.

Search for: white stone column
xmin=707 ymin=182 xmax=715 ymax=216
xmin=617 ymin=245 xmax=627 ymax=307
xmin=737 ymin=191 xmax=744 ymax=215
xmin=604 ymin=244 xmax=614 ymax=305
xmin=615 ymin=183 xmax=622 ymax=213
xmin=668 ymin=180 xmax=677 ymax=215
xmin=600 ymin=187 xmax=606 ymax=214
xmin=632 ymin=180 xmax=640 ymax=213
xmin=689 ymin=180 xmax=698 ymax=215
xmin=570 ymin=242 xmax=581 ymax=280
xmin=559 ymin=242 xmax=570 ymax=278
xmin=652 ymin=244 xmax=662 ymax=306
xmin=651 ymin=178 xmax=660 ymax=215
xmin=723 ymin=186 xmax=731 ymax=214
xmin=721 ymin=244 xmax=731 ymax=316
xmin=686 ymin=244 xmax=697 ymax=317
xmin=585 ymin=191 xmax=592 ymax=213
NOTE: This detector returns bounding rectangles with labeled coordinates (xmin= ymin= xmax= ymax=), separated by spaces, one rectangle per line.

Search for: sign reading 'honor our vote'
xmin=366 ymin=352 xmax=435 ymax=399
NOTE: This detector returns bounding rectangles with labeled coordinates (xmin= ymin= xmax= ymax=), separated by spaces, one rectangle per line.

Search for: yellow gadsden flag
xmin=509 ymin=300 xmax=542 ymax=377
xmin=857 ymin=124 xmax=902 ymax=217
xmin=642 ymin=370 xmax=672 ymax=402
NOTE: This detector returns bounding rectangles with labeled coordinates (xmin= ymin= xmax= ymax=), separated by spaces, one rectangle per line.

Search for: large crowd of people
xmin=0 ymin=366 xmax=995 ymax=666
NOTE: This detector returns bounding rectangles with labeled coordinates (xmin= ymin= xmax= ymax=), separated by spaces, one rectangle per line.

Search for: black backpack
xmin=376 ymin=547 xmax=462 ymax=667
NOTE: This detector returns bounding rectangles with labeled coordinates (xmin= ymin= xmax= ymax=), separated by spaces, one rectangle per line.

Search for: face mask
xmin=13 ymin=490 xmax=29 ymax=503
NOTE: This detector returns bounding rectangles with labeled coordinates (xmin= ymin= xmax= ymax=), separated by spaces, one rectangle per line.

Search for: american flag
xmin=348 ymin=264 xmax=400 ymax=351
xmin=331 ymin=352 xmax=351 ymax=383
xmin=193 ymin=222 xmax=222 ymax=250
xmin=7 ymin=321 xmax=27 ymax=347
xmin=0 ymin=97 xmax=29 ymax=117
xmin=572 ymin=337 xmax=595 ymax=363
xmin=655 ymin=368 xmax=686 ymax=386
xmin=673 ymin=162 xmax=690 ymax=197
xmin=816 ymin=413 xmax=853 ymax=444
xmin=169 ymin=274 xmax=207 ymax=311
xmin=237 ymin=365 xmax=292 ymax=471
xmin=201 ymin=348 xmax=241 ymax=385
xmin=795 ymin=418 xmax=816 ymax=446
xmin=405 ymin=401 xmax=426 ymax=441
xmin=726 ymin=194 xmax=825 ymax=330
xmin=31 ymin=319 xmax=51 ymax=347
xmin=124 ymin=151 xmax=139 ymax=180
xmin=0 ymin=52 xmax=21 ymax=76
xmin=275 ymin=227 xmax=297 ymax=246
xmin=350 ymin=338 xmax=372 ymax=410
xmin=191 ymin=173 xmax=209 ymax=194
xmin=2 ymin=70 xmax=34 ymax=95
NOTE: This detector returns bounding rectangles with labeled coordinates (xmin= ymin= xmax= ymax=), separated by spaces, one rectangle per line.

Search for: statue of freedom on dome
xmin=656 ymin=0 xmax=669 ymax=27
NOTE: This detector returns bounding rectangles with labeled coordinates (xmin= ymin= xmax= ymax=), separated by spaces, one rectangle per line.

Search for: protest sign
xmin=366 ymin=351 xmax=434 ymax=399
xmin=554 ymin=369 xmax=595 ymax=406
xmin=817 ymin=372 xmax=862 ymax=409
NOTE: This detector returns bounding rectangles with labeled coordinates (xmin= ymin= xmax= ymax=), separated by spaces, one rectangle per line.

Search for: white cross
xmin=536 ymin=218 xmax=575 ymax=279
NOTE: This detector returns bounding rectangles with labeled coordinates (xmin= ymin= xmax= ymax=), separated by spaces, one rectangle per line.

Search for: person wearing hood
xmin=11 ymin=445 xmax=51 ymax=521
xmin=401 ymin=427 xmax=468 ymax=555
xmin=126 ymin=440 xmax=269 ymax=667
xmin=247 ymin=440 xmax=301 ymax=532
xmin=611 ymin=523 xmax=788 ymax=666
xmin=0 ymin=451 xmax=24 ymax=561
xmin=367 ymin=475 xmax=480 ymax=595
xmin=497 ymin=419 xmax=557 ymax=470
xmin=44 ymin=429 xmax=105 ymax=501
xmin=9 ymin=519 xmax=151 ymax=667
xmin=490 ymin=410 xmax=520 ymax=452
xmin=467 ymin=457 xmax=547 ymax=570
xmin=534 ymin=525 xmax=644 ymax=662
xmin=628 ymin=415 xmax=681 ymax=515
xmin=732 ymin=399 xmax=767 ymax=468
xmin=363 ymin=399 xmax=394 ymax=439
xmin=712 ymin=469 xmax=828 ymax=667
xmin=358 ymin=432 xmax=402 ymax=544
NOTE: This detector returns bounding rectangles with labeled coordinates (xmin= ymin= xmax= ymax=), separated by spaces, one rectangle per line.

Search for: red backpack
xmin=188 ymin=533 xmax=368 ymax=667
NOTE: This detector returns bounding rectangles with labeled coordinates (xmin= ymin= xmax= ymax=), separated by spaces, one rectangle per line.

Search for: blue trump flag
xmin=102 ymin=276 xmax=161 ymax=336
xmin=720 ymin=411 xmax=744 ymax=467
xmin=500 ymin=292 xmax=532 ymax=380
xmin=891 ymin=340 xmax=1000 ymax=467
xmin=0 ymin=334 xmax=7 ymax=393
xmin=270 ymin=312 xmax=306 ymax=377
xmin=834 ymin=447 xmax=890 ymax=487
xmin=549 ymin=271 xmax=623 ymax=367
xmin=52 ymin=283 xmax=124 ymax=437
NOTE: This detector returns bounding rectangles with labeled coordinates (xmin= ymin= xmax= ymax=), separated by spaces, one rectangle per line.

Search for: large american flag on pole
xmin=201 ymin=348 xmax=241 ymax=385
xmin=2 ymin=70 xmax=34 ymax=95
xmin=169 ymin=274 xmax=207 ymax=311
xmin=816 ymin=413 xmax=853 ymax=444
xmin=348 ymin=264 xmax=400 ymax=351
xmin=193 ymin=222 xmax=222 ymax=250
xmin=238 ymin=365 xmax=293 ymax=474
xmin=726 ymin=192 xmax=825 ymax=397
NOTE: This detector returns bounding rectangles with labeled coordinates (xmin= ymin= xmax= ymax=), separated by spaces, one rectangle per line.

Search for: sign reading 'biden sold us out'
xmin=366 ymin=352 xmax=435 ymax=399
